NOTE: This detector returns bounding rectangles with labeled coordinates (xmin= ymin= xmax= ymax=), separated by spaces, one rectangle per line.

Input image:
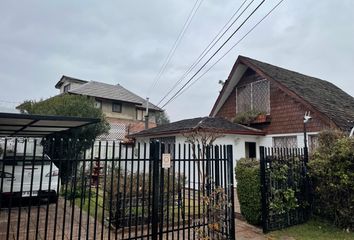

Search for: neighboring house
xmin=55 ymin=75 xmax=163 ymax=140
xmin=210 ymin=55 xmax=354 ymax=153
xmin=131 ymin=116 xmax=264 ymax=161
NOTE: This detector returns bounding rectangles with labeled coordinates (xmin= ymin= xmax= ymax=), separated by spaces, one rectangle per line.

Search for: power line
xmin=163 ymin=0 xmax=286 ymax=107
xmin=147 ymin=0 xmax=204 ymax=95
xmin=157 ymin=0 xmax=252 ymax=106
xmin=160 ymin=0 xmax=266 ymax=108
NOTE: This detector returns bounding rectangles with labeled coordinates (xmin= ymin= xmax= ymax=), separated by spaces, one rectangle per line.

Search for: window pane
xmin=253 ymin=80 xmax=270 ymax=113
xmin=112 ymin=103 xmax=122 ymax=112
xmin=236 ymin=85 xmax=252 ymax=113
xmin=273 ymin=136 xmax=297 ymax=148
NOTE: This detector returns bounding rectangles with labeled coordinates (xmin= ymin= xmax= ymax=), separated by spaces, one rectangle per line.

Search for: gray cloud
xmin=0 ymin=0 xmax=353 ymax=121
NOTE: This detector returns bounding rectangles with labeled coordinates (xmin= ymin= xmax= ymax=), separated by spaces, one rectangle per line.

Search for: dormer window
xmin=236 ymin=79 xmax=270 ymax=114
xmin=63 ymin=84 xmax=71 ymax=93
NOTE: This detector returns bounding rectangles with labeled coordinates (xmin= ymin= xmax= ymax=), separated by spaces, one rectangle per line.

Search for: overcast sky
xmin=0 ymin=0 xmax=353 ymax=121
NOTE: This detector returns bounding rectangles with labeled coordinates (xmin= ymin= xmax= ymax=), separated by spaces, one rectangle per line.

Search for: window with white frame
xmin=273 ymin=136 xmax=298 ymax=148
xmin=236 ymin=79 xmax=270 ymax=114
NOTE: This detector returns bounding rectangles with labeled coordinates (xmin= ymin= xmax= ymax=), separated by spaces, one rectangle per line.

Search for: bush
xmin=235 ymin=158 xmax=261 ymax=225
xmin=309 ymin=130 xmax=354 ymax=231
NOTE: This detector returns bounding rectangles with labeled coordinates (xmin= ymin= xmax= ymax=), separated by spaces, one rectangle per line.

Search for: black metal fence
xmin=260 ymin=147 xmax=310 ymax=233
xmin=0 ymin=138 xmax=235 ymax=240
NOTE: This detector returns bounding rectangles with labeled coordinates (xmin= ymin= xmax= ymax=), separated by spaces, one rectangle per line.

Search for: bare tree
xmin=182 ymin=127 xmax=224 ymax=190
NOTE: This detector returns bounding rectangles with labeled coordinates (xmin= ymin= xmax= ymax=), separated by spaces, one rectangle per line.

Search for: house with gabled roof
xmin=211 ymin=55 xmax=354 ymax=153
xmin=55 ymin=75 xmax=163 ymax=140
xmin=132 ymin=55 xmax=354 ymax=162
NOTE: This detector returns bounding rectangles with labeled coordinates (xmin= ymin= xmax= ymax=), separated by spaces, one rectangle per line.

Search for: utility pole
xmin=145 ymin=97 xmax=149 ymax=129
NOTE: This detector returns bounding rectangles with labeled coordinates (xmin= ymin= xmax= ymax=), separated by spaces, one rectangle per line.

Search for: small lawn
xmin=266 ymin=219 xmax=354 ymax=240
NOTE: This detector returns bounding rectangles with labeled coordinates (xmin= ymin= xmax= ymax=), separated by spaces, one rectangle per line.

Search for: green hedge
xmin=235 ymin=158 xmax=261 ymax=225
xmin=309 ymin=130 xmax=354 ymax=231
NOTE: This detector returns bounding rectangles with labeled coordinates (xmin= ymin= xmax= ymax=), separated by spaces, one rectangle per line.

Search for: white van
xmin=0 ymin=154 xmax=60 ymax=202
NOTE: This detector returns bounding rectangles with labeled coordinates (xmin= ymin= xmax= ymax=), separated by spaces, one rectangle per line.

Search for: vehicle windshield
xmin=1 ymin=155 xmax=51 ymax=166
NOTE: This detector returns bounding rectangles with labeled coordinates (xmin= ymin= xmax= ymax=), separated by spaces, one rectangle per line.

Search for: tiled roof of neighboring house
xmin=239 ymin=56 xmax=354 ymax=132
xmin=68 ymin=80 xmax=162 ymax=111
xmin=131 ymin=117 xmax=264 ymax=137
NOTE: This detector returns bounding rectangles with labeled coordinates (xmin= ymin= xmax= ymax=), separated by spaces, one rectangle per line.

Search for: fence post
xmin=205 ymin=145 xmax=211 ymax=196
xmin=214 ymin=145 xmax=220 ymax=187
xmin=151 ymin=141 xmax=160 ymax=240
xmin=259 ymin=146 xmax=268 ymax=233
xmin=226 ymin=145 xmax=236 ymax=240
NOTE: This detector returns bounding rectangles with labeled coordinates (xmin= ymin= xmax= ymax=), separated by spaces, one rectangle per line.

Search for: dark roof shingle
xmin=240 ymin=56 xmax=354 ymax=132
xmin=131 ymin=117 xmax=264 ymax=137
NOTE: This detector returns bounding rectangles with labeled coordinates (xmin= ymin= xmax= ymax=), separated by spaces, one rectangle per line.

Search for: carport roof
xmin=0 ymin=112 xmax=100 ymax=137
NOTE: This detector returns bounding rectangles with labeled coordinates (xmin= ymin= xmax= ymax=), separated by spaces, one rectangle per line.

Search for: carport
xmin=0 ymin=112 xmax=100 ymax=137
xmin=0 ymin=112 xmax=101 ymax=240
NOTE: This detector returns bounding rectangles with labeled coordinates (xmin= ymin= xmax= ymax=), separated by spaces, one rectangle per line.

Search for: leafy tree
xmin=155 ymin=111 xmax=170 ymax=126
xmin=17 ymin=94 xmax=110 ymax=180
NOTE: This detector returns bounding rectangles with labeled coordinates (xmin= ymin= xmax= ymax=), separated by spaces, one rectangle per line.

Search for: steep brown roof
xmin=131 ymin=117 xmax=264 ymax=137
xmin=211 ymin=56 xmax=354 ymax=132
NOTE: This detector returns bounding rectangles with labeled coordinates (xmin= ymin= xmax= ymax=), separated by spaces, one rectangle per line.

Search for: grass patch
xmin=267 ymin=219 xmax=354 ymax=240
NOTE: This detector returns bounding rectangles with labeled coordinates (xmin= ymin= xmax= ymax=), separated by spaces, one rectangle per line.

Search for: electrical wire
xmin=147 ymin=0 xmax=204 ymax=95
xmin=156 ymin=0 xmax=251 ymax=106
xmin=162 ymin=0 xmax=285 ymax=108
xmin=159 ymin=0 xmax=266 ymax=108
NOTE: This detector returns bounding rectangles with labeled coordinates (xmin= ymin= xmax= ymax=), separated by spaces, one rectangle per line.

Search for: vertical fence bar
xmin=134 ymin=143 xmax=141 ymax=239
xmin=6 ymin=138 xmax=17 ymax=240
xmin=70 ymin=139 xmax=79 ymax=240
xmin=86 ymin=140 xmax=95 ymax=240
xmin=115 ymin=142 xmax=122 ymax=240
xmin=140 ymin=142 xmax=147 ymax=238
xmin=128 ymin=144 xmax=135 ymax=239
xmin=151 ymin=141 xmax=160 ymax=240
xmin=260 ymin=146 xmax=268 ymax=233
xmin=78 ymin=140 xmax=87 ymax=240
xmin=108 ymin=140 xmax=115 ymax=240
xmin=227 ymin=145 xmax=236 ymax=240
xmin=159 ymin=143 xmax=165 ymax=240
xmin=35 ymin=138 xmax=46 ymax=239
xmin=100 ymin=141 xmax=109 ymax=240
xmin=26 ymin=139 xmax=37 ymax=240
xmin=16 ymin=138 xmax=28 ymax=240
xmin=177 ymin=144 xmax=181 ymax=240
xmin=53 ymin=138 xmax=64 ymax=240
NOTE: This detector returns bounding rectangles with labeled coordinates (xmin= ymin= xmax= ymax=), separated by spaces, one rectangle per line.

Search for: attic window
xmin=63 ymin=84 xmax=71 ymax=93
xmin=236 ymin=79 xmax=270 ymax=114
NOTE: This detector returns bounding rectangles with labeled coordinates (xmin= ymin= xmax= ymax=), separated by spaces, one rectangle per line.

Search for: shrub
xmin=235 ymin=158 xmax=261 ymax=225
xmin=309 ymin=130 xmax=354 ymax=231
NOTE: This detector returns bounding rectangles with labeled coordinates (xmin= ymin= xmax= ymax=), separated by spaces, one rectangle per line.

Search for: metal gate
xmin=0 ymin=138 xmax=235 ymax=240
xmin=259 ymin=146 xmax=310 ymax=233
